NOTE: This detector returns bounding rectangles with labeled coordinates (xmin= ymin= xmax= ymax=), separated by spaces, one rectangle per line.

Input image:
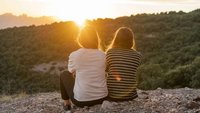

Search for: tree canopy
xmin=0 ymin=9 xmax=200 ymax=95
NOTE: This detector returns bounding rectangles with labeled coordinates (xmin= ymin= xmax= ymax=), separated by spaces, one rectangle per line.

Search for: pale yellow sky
xmin=0 ymin=0 xmax=200 ymax=22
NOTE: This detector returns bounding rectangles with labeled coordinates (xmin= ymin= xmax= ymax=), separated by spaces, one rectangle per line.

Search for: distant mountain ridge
xmin=0 ymin=13 xmax=59 ymax=29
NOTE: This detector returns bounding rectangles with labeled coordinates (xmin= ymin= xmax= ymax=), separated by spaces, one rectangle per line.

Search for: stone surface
xmin=185 ymin=101 xmax=200 ymax=109
xmin=31 ymin=61 xmax=68 ymax=75
xmin=0 ymin=88 xmax=200 ymax=113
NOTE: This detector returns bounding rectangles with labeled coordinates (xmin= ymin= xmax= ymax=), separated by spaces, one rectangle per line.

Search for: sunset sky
xmin=1 ymin=0 xmax=200 ymax=23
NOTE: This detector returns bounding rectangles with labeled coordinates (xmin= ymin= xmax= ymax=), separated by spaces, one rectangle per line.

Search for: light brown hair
xmin=77 ymin=26 xmax=100 ymax=49
xmin=108 ymin=27 xmax=136 ymax=50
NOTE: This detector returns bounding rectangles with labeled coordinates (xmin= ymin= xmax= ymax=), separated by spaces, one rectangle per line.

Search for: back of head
xmin=108 ymin=27 xmax=135 ymax=50
xmin=77 ymin=26 xmax=99 ymax=49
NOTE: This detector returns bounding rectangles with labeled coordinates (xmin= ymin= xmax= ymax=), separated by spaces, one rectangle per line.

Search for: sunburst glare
xmin=74 ymin=19 xmax=86 ymax=28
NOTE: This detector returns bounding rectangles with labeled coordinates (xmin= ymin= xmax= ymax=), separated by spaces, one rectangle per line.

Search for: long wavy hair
xmin=107 ymin=27 xmax=136 ymax=51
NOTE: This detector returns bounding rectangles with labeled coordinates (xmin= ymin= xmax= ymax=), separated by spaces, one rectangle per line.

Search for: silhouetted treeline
xmin=0 ymin=9 xmax=200 ymax=95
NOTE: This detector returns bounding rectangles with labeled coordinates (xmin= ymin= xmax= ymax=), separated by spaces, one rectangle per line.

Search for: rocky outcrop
xmin=31 ymin=61 xmax=68 ymax=75
xmin=0 ymin=88 xmax=200 ymax=113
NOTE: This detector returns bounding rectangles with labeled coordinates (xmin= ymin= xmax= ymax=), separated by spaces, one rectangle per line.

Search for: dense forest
xmin=0 ymin=9 xmax=200 ymax=95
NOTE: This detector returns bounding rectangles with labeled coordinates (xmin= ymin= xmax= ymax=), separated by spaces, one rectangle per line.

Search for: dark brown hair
xmin=108 ymin=27 xmax=136 ymax=50
xmin=77 ymin=26 xmax=100 ymax=49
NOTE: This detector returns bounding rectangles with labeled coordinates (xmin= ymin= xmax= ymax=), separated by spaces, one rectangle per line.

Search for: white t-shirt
xmin=68 ymin=48 xmax=108 ymax=101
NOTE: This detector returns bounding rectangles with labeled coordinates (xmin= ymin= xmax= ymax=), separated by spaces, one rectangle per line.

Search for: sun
xmin=47 ymin=0 xmax=111 ymax=24
xmin=57 ymin=15 xmax=86 ymax=27
xmin=73 ymin=18 xmax=86 ymax=27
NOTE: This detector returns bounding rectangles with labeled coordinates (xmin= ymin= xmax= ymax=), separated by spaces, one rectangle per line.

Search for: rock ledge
xmin=0 ymin=88 xmax=200 ymax=113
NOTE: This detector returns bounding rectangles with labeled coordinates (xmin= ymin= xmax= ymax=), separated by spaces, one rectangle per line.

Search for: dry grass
xmin=0 ymin=92 xmax=27 ymax=102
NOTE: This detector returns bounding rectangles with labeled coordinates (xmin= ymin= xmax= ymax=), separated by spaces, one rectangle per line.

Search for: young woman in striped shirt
xmin=106 ymin=27 xmax=142 ymax=101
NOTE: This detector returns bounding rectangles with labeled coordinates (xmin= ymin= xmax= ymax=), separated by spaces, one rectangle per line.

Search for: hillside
xmin=0 ymin=13 xmax=58 ymax=29
xmin=0 ymin=88 xmax=200 ymax=113
xmin=0 ymin=9 xmax=200 ymax=95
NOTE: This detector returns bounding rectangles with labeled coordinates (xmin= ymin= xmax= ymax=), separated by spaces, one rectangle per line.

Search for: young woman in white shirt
xmin=60 ymin=26 xmax=108 ymax=110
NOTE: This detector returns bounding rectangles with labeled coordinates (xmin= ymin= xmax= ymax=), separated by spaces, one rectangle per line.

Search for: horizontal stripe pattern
xmin=106 ymin=48 xmax=142 ymax=99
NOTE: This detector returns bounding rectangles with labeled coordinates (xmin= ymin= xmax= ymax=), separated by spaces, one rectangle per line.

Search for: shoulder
xmin=132 ymin=50 xmax=142 ymax=61
xmin=106 ymin=48 xmax=117 ymax=54
xmin=85 ymin=49 xmax=105 ymax=55
xmin=83 ymin=49 xmax=106 ymax=59
xmin=134 ymin=51 xmax=142 ymax=57
xmin=107 ymin=48 xmax=135 ymax=54
xmin=97 ymin=50 xmax=106 ymax=55
xmin=108 ymin=48 xmax=142 ymax=58
xmin=69 ymin=48 xmax=84 ymax=59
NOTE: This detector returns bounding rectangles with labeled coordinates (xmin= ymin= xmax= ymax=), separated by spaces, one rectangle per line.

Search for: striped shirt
xmin=106 ymin=48 xmax=142 ymax=100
